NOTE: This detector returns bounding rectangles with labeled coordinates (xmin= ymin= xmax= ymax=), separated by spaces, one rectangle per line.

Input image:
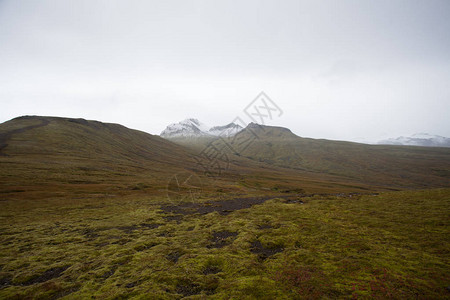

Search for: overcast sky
xmin=1 ymin=0 xmax=449 ymax=142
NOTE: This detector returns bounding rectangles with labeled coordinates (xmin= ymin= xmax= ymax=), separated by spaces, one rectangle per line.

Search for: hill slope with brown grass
xmin=0 ymin=117 xmax=449 ymax=298
xmin=2 ymin=116 xmax=449 ymax=202
xmin=0 ymin=116 xmax=201 ymax=199
xmin=0 ymin=116 xmax=381 ymax=201
xmin=172 ymin=123 xmax=450 ymax=190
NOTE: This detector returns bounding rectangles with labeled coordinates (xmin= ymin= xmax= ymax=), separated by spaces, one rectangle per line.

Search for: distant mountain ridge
xmin=1 ymin=116 xmax=449 ymax=196
xmin=160 ymin=118 xmax=243 ymax=138
xmin=206 ymin=123 xmax=450 ymax=189
xmin=378 ymin=133 xmax=450 ymax=148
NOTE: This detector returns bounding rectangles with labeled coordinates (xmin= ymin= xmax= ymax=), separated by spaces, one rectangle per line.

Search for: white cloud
xmin=0 ymin=0 xmax=449 ymax=141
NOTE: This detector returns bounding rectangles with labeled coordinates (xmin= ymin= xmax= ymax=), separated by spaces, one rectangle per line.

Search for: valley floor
xmin=0 ymin=189 xmax=449 ymax=299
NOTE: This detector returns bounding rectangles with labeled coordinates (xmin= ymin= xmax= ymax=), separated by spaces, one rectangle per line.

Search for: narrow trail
xmin=0 ymin=118 xmax=50 ymax=156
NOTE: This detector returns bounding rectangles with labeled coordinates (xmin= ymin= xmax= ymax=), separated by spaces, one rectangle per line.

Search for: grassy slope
xmin=0 ymin=116 xmax=383 ymax=200
xmin=0 ymin=116 xmax=201 ymax=199
xmin=214 ymin=124 xmax=450 ymax=190
xmin=0 ymin=116 xmax=449 ymax=298
xmin=0 ymin=189 xmax=448 ymax=298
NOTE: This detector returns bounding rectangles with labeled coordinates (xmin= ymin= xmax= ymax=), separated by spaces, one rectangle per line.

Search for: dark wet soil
xmin=116 ymin=225 xmax=139 ymax=234
xmin=166 ymin=251 xmax=182 ymax=263
xmin=0 ymin=275 xmax=12 ymax=288
xmin=203 ymin=266 xmax=221 ymax=275
xmin=101 ymin=266 xmax=118 ymax=279
xmin=207 ymin=231 xmax=238 ymax=248
xmin=95 ymin=242 xmax=109 ymax=248
xmin=140 ymin=223 xmax=161 ymax=229
xmin=82 ymin=228 xmax=100 ymax=240
xmin=51 ymin=285 xmax=81 ymax=300
xmin=157 ymin=231 xmax=173 ymax=237
xmin=176 ymin=282 xmax=202 ymax=297
xmin=134 ymin=242 xmax=157 ymax=252
xmin=161 ymin=195 xmax=299 ymax=216
xmin=111 ymin=238 xmax=131 ymax=245
xmin=250 ymin=240 xmax=284 ymax=260
xmin=22 ymin=266 xmax=69 ymax=286
xmin=257 ymin=224 xmax=274 ymax=230
xmin=125 ymin=281 xmax=140 ymax=288
xmin=163 ymin=215 xmax=183 ymax=223
xmin=160 ymin=193 xmax=375 ymax=217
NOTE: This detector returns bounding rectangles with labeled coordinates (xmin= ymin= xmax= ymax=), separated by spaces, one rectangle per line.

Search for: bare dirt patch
xmin=207 ymin=231 xmax=238 ymax=248
xmin=203 ymin=266 xmax=221 ymax=275
xmin=22 ymin=266 xmax=69 ymax=286
xmin=176 ymin=281 xmax=202 ymax=297
xmin=160 ymin=194 xmax=305 ymax=216
xmin=166 ymin=251 xmax=182 ymax=263
xmin=250 ymin=240 xmax=283 ymax=260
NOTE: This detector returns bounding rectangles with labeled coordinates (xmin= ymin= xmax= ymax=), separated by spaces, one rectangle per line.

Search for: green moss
xmin=0 ymin=189 xmax=449 ymax=298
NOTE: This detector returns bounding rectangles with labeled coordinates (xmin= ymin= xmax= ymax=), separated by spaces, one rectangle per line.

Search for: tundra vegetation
xmin=0 ymin=117 xmax=449 ymax=298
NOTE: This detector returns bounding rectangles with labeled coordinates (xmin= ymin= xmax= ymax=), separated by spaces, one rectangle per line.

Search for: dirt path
xmin=0 ymin=118 xmax=50 ymax=156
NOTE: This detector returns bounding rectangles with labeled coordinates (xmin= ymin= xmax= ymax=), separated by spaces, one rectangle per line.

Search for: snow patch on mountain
xmin=160 ymin=119 xmax=243 ymax=138
xmin=208 ymin=123 xmax=243 ymax=137
xmin=160 ymin=118 xmax=210 ymax=138
xmin=378 ymin=133 xmax=450 ymax=147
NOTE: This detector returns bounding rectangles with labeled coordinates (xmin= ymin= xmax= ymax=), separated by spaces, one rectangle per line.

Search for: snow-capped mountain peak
xmin=160 ymin=118 xmax=210 ymax=138
xmin=160 ymin=119 xmax=243 ymax=138
xmin=180 ymin=118 xmax=210 ymax=132
xmin=378 ymin=133 xmax=450 ymax=147
xmin=208 ymin=123 xmax=243 ymax=137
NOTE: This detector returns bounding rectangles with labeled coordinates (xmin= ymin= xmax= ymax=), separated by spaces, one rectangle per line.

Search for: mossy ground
xmin=0 ymin=189 xmax=449 ymax=299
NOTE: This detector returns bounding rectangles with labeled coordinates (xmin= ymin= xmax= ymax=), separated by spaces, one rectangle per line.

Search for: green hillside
xmin=212 ymin=123 xmax=450 ymax=190
xmin=0 ymin=116 xmax=379 ymax=201
xmin=0 ymin=116 xmax=201 ymax=198
xmin=1 ymin=116 xmax=449 ymax=299
xmin=1 ymin=186 xmax=448 ymax=298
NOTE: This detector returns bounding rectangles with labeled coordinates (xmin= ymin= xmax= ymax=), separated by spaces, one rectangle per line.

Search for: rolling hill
xmin=1 ymin=116 xmax=449 ymax=202
xmin=0 ymin=116 xmax=380 ymax=201
xmin=172 ymin=123 xmax=450 ymax=190
xmin=0 ymin=116 xmax=201 ymax=199
xmin=1 ymin=116 xmax=449 ymax=298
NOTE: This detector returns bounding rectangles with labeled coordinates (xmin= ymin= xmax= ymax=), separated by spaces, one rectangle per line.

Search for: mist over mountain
xmin=1 ymin=0 xmax=449 ymax=297
xmin=378 ymin=133 xmax=450 ymax=148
